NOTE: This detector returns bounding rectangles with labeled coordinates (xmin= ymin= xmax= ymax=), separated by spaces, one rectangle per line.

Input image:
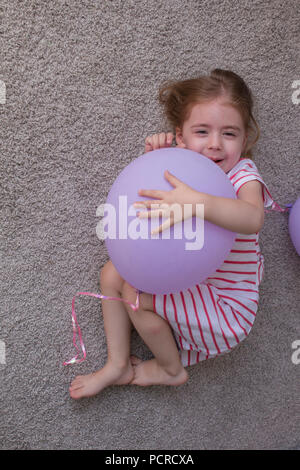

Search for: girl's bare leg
xmin=69 ymin=261 xmax=134 ymax=399
xmin=122 ymin=283 xmax=188 ymax=386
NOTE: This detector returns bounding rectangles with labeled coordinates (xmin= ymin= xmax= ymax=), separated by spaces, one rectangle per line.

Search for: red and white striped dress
xmin=152 ymin=158 xmax=274 ymax=367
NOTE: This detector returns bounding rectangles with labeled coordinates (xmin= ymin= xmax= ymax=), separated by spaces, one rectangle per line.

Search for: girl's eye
xmin=195 ymin=130 xmax=236 ymax=137
xmin=224 ymin=132 xmax=236 ymax=137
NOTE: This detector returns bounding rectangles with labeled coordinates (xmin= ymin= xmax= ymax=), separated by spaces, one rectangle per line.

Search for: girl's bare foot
xmin=130 ymin=357 xmax=188 ymax=387
xmin=69 ymin=361 xmax=134 ymax=399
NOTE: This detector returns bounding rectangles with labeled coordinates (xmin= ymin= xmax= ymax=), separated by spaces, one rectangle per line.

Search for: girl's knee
xmin=122 ymin=282 xmax=153 ymax=311
xmin=100 ymin=260 xmax=125 ymax=292
xmin=122 ymin=283 xmax=163 ymax=335
xmin=121 ymin=281 xmax=137 ymax=306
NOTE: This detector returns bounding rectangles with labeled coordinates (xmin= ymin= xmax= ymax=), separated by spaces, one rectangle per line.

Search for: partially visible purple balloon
xmin=104 ymin=148 xmax=237 ymax=294
xmin=289 ymin=197 xmax=300 ymax=256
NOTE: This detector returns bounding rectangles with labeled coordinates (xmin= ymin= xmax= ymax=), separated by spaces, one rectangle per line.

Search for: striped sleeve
xmin=227 ymin=158 xmax=274 ymax=208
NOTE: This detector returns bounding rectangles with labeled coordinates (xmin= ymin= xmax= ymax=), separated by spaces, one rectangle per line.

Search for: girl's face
xmin=176 ymin=98 xmax=248 ymax=174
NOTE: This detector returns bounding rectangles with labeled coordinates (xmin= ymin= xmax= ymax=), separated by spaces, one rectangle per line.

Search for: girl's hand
xmin=144 ymin=132 xmax=174 ymax=153
xmin=134 ymin=170 xmax=201 ymax=235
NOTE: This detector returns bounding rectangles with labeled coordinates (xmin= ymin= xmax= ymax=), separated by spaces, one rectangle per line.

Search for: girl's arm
xmin=195 ymin=180 xmax=265 ymax=234
xmin=135 ymin=171 xmax=265 ymax=236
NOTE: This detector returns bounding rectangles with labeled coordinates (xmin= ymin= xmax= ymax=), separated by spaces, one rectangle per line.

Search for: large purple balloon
xmin=289 ymin=197 xmax=300 ymax=256
xmin=104 ymin=148 xmax=236 ymax=294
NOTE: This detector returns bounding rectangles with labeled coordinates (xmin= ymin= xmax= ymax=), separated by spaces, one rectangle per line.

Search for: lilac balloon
xmin=104 ymin=148 xmax=236 ymax=294
xmin=289 ymin=197 xmax=300 ymax=256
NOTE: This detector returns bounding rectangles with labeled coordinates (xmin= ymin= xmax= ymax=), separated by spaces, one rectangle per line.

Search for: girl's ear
xmin=175 ymin=127 xmax=186 ymax=148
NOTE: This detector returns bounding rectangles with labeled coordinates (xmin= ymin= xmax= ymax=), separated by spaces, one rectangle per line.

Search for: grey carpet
xmin=1 ymin=0 xmax=299 ymax=450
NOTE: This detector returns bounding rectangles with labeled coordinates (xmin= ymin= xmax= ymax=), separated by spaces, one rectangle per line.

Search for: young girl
xmin=69 ymin=69 xmax=273 ymax=399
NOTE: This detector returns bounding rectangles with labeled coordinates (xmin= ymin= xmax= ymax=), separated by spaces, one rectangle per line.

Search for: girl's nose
xmin=207 ymin=132 xmax=222 ymax=149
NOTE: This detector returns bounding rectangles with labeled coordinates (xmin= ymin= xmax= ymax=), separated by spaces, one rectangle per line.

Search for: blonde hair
xmin=158 ymin=69 xmax=260 ymax=158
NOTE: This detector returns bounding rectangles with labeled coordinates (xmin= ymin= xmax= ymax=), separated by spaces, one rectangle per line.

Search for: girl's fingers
xmin=134 ymin=202 xmax=178 ymax=235
xmin=164 ymin=170 xmax=182 ymax=186
xmin=134 ymin=200 xmax=161 ymax=207
xmin=151 ymin=218 xmax=172 ymax=235
xmin=144 ymin=133 xmax=174 ymax=152
xmin=138 ymin=189 xmax=165 ymax=199
xmin=137 ymin=209 xmax=164 ymax=219
xmin=151 ymin=134 xmax=160 ymax=150
xmin=145 ymin=135 xmax=157 ymax=152
xmin=144 ymin=138 xmax=153 ymax=153
xmin=134 ymin=201 xmax=162 ymax=208
xmin=136 ymin=203 xmax=172 ymax=219
xmin=166 ymin=133 xmax=174 ymax=146
xmin=159 ymin=133 xmax=167 ymax=148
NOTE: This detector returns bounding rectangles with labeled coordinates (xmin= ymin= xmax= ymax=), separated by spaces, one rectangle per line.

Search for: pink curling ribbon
xmin=265 ymin=201 xmax=291 ymax=213
xmin=63 ymin=289 xmax=141 ymax=366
